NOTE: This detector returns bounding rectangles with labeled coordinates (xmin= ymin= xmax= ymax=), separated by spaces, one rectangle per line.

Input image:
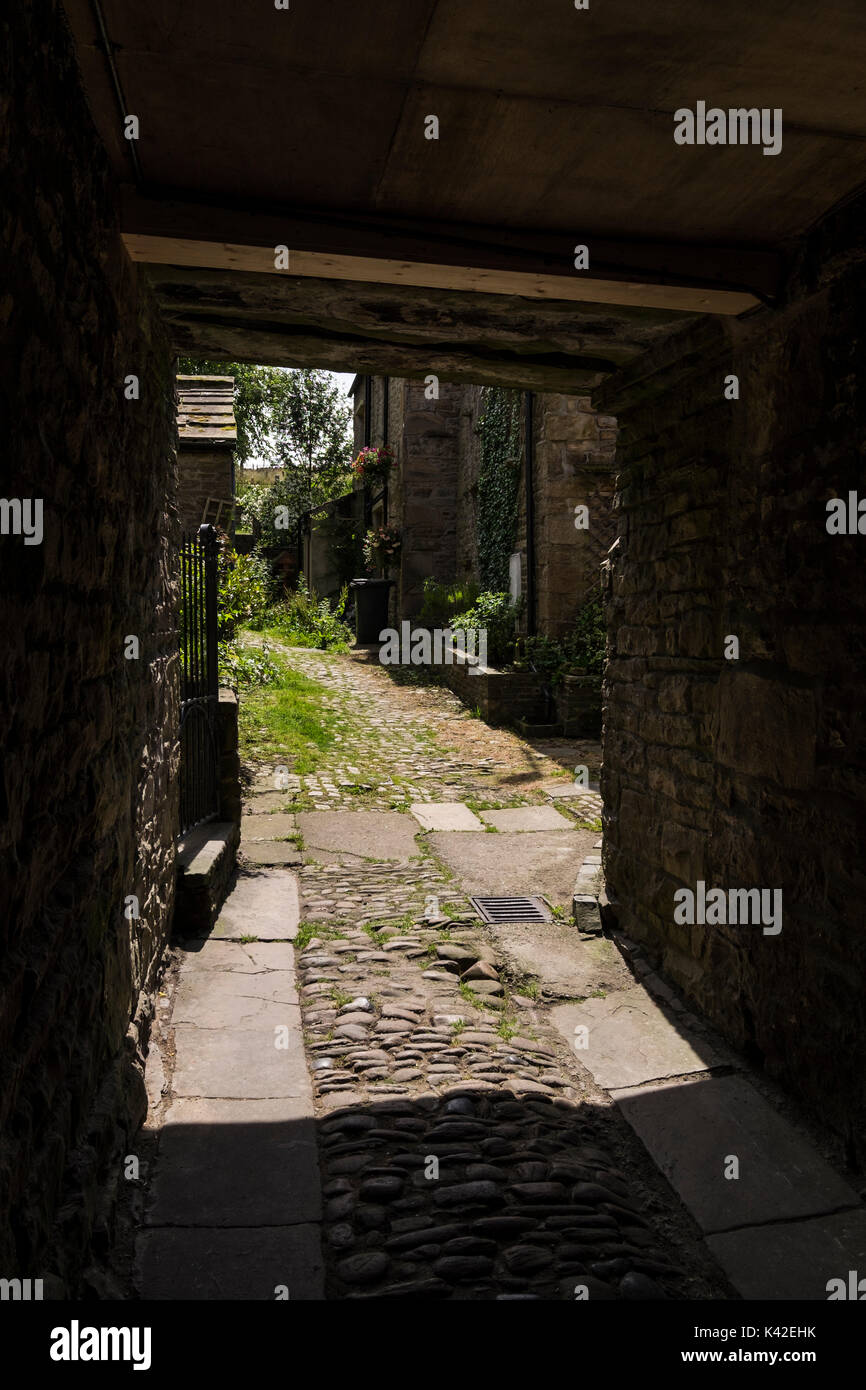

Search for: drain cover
xmin=470 ymin=895 xmax=552 ymax=924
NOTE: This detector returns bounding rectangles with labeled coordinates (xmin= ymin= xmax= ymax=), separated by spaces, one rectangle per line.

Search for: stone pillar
xmin=217 ymin=688 xmax=242 ymax=831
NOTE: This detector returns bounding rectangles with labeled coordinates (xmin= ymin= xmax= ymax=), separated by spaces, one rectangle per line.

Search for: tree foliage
xmin=177 ymin=360 xmax=353 ymax=527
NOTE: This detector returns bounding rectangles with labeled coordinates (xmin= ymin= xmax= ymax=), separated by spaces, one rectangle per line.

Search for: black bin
xmin=350 ymin=577 xmax=394 ymax=644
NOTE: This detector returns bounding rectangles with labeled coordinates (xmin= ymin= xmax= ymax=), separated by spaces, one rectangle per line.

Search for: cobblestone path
xmin=300 ymin=912 xmax=726 ymax=1300
xmin=246 ymin=645 xmax=604 ymax=818
xmin=235 ymin=648 xmax=731 ymax=1300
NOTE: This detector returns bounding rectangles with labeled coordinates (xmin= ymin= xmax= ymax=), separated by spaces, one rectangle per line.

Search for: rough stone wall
xmin=395 ymin=381 xmax=462 ymax=615
xmin=599 ymin=201 xmax=866 ymax=1155
xmin=455 ymin=389 xmax=616 ymax=637
xmin=178 ymin=448 xmax=234 ymax=532
xmin=0 ymin=1 xmax=179 ymax=1288
xmin=532 ymin=395 xmax=617 ymax=637
xmin=455 ymin=388 xmax=485 ymax=583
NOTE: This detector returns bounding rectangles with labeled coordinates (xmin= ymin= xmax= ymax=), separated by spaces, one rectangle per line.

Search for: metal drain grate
xmin=470 ymin=895 xmax=552 ymax=924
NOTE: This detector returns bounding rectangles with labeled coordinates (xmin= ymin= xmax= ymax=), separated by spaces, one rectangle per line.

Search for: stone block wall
xmin=178 ymin=448 xmax=234 ymax=532
xmin=0 ymin=1 xmax=179 ymax=1287
xmin=455 ymin=387 xmax=485 ymax=584
xmin=394 ymin=380 xmax=462 ymax=615
xmin=456 ymin=388 xmax=615 ymax=638
xmin=532 ymin=395 xmax=617 ymax=637
xmin=599 ymin=198 xmax=866 ymax=1154
xmin=217 ymin=689 xmax=242 ymax=827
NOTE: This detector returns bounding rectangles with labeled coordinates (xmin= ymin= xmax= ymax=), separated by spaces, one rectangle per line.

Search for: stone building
xmin=176 ymin=375 xmax=237 ymax=532
xmin=347 ymin=375 xmax=617 ymax=635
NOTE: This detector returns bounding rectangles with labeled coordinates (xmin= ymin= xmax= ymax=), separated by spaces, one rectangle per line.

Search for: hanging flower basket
xmin=351 ymin=445 xmax=395 ymax=489
xmin=363 ymin=523 xmax=401 ymax=574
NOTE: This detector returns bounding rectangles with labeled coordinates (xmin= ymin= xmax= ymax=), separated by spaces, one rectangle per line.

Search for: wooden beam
xmin=126 ymin=233 xmax=759 ymax=315
xmin=122 ymin=189 xmax=780 ymax=316
xmin=146 ymin=262 xmax=694 ymax=394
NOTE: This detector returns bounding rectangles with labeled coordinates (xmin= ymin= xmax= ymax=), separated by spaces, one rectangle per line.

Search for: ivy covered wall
xmin=476 ymin=387 xmax=524 ymax=592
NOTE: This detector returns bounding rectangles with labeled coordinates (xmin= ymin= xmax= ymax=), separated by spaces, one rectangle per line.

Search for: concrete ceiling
xmin=63 ymin=0 xmax=866 ymax=390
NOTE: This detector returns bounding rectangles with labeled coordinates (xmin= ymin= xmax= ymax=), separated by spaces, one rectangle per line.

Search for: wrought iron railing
xmin=179 ymin=524 xmax=219 ymax=834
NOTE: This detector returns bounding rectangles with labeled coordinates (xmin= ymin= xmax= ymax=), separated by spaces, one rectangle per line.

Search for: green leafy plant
xmin=418 ymin=576 xmax=481 ymax=626
xmin=218 ymin=639 xmax=282 ymax=692
xmin=450 ymin=590 xmax=520 ymax=667
xmin=520 ymin=598 xmax=607 ymax=688
xmin=217 ymin=534 xmax=272 ymax=640
xmin=248 ymin=575 xmax=353 ymax=651
xmin=566 ymin=597 xmax=606 ymax=678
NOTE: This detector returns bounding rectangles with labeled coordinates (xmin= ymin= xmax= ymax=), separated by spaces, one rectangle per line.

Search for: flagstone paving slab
xmin=429 ymin=829 xmax=595 ymax=909
xmin=614 ymin=1074 xmax=861 ymax=1232
xmin=540 ymin=779 xmax=598 ymax=799
xmin=244 ymin=792 xmax=293 ymax=813
xmin=177 ymin=939 xmax=297 ymax=973
xmin=148 ymin=1096 xmax=321 ymax=1227
xmin=241 ymin=813 xmax=297 ymax=838
xmin=172 ymin=968 xmax=299 ymax=1026
xmin=410 ymin=802 xmax=485 ymax=831
xmin=240 ymin=841 xmax=304 ymax=867
xmin=550 ymin=986 xmax=722 ymax=1090
xmin=171 ymin=1018 xmax=310 ymax=1100
xmin=212 ymin=869 xmax=299 ymax=939
xmin=137 ymin=1224 xmax=324 ymax=1299
xmin=481 ymin=805 xmax=574 ymax=832
xmin=297 ymin=810 xmax=421 ymax=861
xmin=706 ymin=1208 xmax=866 ymax=1300
xmin=494 ymin=922 xmax=633 ymax=1000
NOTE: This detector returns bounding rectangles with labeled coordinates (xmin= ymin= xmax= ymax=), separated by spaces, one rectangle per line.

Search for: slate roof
xmin=177 ymin=375 xmax=237 ymax=448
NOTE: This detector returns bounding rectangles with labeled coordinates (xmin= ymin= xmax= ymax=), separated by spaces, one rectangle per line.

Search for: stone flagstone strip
xmin=706 ymin=1208 xmax=866 ymax=1301
xmin=137 ymin=870 xmax=324 ymax=1300
xmin=212 ymin=869 xmax=299 ymax=940
xmin=548 ymin=954 xmax=866 ymax=1300
xmin=410 ymin=802 xmax=486 ymax=832
xmin=550 ymin=987 xmax=723 ymax=1091
xmin=613 ymin=1075 xmax=861 ymax=1233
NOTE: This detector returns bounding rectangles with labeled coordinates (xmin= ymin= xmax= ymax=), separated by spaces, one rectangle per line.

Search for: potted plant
xmin=362 ymin=523 xmax=402 ymax=576
xmin=351 ymin=445 xmax=395 ymax=490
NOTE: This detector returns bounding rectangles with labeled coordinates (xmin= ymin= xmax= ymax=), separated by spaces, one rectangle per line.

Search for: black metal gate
xmin=179 ymin=524 xmax=219 ymax=834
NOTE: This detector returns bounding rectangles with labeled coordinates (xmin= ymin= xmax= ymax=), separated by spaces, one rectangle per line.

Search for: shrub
xmin=248 ymin=575 xmax=353 ymax=651
xmin=218 ymin=639 xmax=282 ymax=692
xmin=522 ymin=598 xmax=607 ymax=688
xmin=450 ymin=590 xmax=520 ymax=667
xmin=419 ymin=576 xmax=481 ymax=626
xmin=566 ymin=597 xmax=606 ymax=677
xmin=217 ymin=537 xmax=272 ymax=640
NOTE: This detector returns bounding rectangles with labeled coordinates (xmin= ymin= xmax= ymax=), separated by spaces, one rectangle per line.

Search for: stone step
xmin=174 ymin=821 xmax=239 ymax=936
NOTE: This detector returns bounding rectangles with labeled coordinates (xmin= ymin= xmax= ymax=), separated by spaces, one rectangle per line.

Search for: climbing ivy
xmin=476 ymin=387 xmax=523 ymax=591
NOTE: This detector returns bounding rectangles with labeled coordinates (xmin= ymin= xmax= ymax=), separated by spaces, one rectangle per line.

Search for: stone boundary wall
xmin=598 ymin=196 xmax=866 ymax=1154
xmin=177 ymin=448 xmax=234 ymax=532
xmin=0 ymin=1 xmax=179 ymax=1289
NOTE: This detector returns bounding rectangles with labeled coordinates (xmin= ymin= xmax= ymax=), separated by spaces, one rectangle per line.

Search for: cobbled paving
xmin=242 ymin=647 xmax=719 ymax=1298
xmin=248 ymin=645 xmax=603 ymax=818
xmin=299 ymin=913 xmax=719 ymax=1300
